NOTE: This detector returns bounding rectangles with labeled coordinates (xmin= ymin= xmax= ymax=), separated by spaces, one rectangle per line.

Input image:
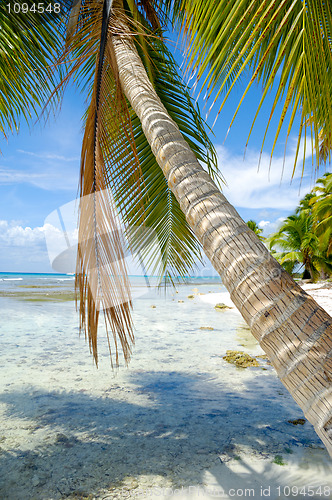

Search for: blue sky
xmin=0 ymin=42 xmax=324 ymax=273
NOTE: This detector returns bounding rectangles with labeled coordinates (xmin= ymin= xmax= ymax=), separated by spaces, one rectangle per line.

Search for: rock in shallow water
xmin=288 ymin=418 xmax=306 ymax=425
xmin=215 ymin=303 xmax=232 ymax=310
xmin=223 ymin=350 xmax=260 ymax=368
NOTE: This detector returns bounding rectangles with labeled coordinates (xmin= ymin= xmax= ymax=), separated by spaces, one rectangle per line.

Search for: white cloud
xmin=258 ymin=220 xmax=270 ymax=228
xmin=0 ymin=164 xmax=78 ymax=191
xmin=216 ymin=140 xmax=314 ymax=210
xmin=258 ymin=217 xmax=285 ymax=236
xmin=0 ymin=220 xmax=52 ymax=246
xmin=0 ymin=220 xmax=79 ymax=272
xmin=17 ymin=149 xmax=79 ymax=162
xmin=0 ymin=220 xmax=55 ymax=271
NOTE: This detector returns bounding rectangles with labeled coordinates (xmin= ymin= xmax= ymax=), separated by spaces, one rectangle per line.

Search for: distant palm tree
xmin=268 ymin=212 xmax=332 ymax=282
xmin=246 ymin=220 xmax=264 ymax=241
xmin=311 ymin=173 xmax=332 ymax=257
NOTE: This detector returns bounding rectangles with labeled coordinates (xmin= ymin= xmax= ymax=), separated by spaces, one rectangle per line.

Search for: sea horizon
xmin=0 ymin=271 xmax=221 ymax=282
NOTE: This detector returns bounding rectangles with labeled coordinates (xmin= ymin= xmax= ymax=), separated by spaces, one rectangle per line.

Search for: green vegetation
xmin=273 ymin=455 xmax=286 ymax=466
xmin=268 ymin=174 xmax=332 ymax=282
xmin=223 ymin=350 xmax=260 ymax=368
xmin=311 ymin=173 xmax=332 ymax=258
xmin=0 ymin=0 xmax=65 ymax=137
xmin=246 ymin=220 xmax=264 ymax=241
xmin=288 ymin=418 xmax=306 ymax=426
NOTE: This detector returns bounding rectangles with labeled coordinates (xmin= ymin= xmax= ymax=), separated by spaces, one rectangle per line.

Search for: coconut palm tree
xmin=268 ymin=211 xmax=332 ymax=281
xmin=268 ymin=175 xmax=332 ymax=281
xmin=65 ymin=0 xmax=332 ymax=456
xmin=3 ymin=0 xmax=332 ymax=456
xmin=246 ymin=220 xmax=264 ymax=241
xmin=311 ymin=173 xmax=332 ymax=258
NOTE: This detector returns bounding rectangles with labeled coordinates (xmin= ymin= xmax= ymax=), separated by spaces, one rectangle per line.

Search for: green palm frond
xmin=317 ymin=216 xmax=332 ymax=235
xmin=58 ymin=0 xmax=219 ymax=363
xmin=66 ymin=0 xmax=219 ymax=280
xmin=116 ymin=7 xmax=219 ymax=278
xmin=269 ymin=249 xmax=302 ymax=275
xmin=310 ymin=173 xmax=332 ymax=247
xmin=312 ymin=173 xmax=332 ymax=195
xmin=280 ymin=251 xmax=302 ymax=266
xmin=246 ymin=219 xmax=264 ymax=240
xmin=0 ymin=0 xmax=69 ymax=137
xmin=163 ymin=0 xmax=332 ymax=170
xmin=269 ymin=215 xmax=307 ymax=252
xmin=301 ymin=232 xmax=319 ymax=252
xmin=268 ymin=202 xmax=331 ymax=280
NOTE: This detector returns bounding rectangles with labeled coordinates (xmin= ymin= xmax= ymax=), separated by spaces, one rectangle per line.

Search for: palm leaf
xmin=60 ymin=0 xmax=219 ymax=363
xmin=163 ymin=0 xmax=332 ymax=170
xmin=66 ymin=0 xmax=136 ymax=366
xmin=0 ymin=0 xmax=69 ymax=137
xmin=280 ymin=251 xmax=302 ymax=265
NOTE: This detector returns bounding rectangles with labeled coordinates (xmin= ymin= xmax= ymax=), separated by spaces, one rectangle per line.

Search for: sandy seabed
xmin=0 ymin=279 xmax=332 ymax=499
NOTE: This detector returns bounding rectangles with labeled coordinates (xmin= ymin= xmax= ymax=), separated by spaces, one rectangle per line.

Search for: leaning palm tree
xmin=65 ymin=0 xmax=332 ymax=457
xmin=3 ymin=0 xmax=332 ymax=456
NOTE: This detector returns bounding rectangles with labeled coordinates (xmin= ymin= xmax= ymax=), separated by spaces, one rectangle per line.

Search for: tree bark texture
xmin=111 ymin=31 xmax=332 ymax=457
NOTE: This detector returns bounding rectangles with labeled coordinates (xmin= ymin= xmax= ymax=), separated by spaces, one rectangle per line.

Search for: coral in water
xmin=223 ymin=350 xmax=260 ymax=368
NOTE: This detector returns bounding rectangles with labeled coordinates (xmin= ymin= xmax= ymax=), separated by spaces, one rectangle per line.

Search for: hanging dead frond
xmin=75 ymin=0 xmax=139 ymax=366
xmin=134 ymin=0 xmax=161 ymax=31
xmin=66 ymin=0 xmax=82 ymax=45
xmin=56 ymin=0 xmax=218 ymax=365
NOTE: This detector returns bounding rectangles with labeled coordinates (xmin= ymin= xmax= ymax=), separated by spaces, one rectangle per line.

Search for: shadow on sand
xmin=0 ymin=369 xmax=330 ymax=499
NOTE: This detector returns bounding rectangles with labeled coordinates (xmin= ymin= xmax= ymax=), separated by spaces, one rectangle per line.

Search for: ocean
xmin=0 ymin=272 xmax=331 ymax=499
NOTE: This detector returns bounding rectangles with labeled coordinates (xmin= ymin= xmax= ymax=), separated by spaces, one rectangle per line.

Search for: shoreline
xmin=197 ymin=280 xmax=332 ymax=317
xmin=0 ymin=278 xmax=331 ymax=499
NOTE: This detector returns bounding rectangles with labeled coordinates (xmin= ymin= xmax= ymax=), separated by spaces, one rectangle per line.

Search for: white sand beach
xmin=197 ymin=281 xmax=332 ymax=316
xmin=301 ymin=282 xmax=332 ymax=316
xmin=0 ymin=276 xmax=331 ymax=499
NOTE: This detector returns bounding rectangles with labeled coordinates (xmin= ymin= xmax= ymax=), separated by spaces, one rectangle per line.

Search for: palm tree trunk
xmin=111 ymin=30 xmax=332 ymax=457
xmin=303 ymin=251 xmax=315 ymax=282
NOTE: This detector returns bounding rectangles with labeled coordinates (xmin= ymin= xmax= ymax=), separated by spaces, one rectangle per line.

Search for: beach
xmin=0 ymin=274 xmax=332 ymax=499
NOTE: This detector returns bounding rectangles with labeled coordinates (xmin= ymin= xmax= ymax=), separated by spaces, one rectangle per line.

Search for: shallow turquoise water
xmin=0 ymin=274 xmax=331 ymax=499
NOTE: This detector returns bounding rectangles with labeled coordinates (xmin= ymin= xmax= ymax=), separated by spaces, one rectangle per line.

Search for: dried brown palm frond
xmin=72 ymin=0 xmax=141 ymax=366
xmin=52 ymin=0 xmax=217 ymax=366
xmin=76 ymin=77 xmax=135 ymax=367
